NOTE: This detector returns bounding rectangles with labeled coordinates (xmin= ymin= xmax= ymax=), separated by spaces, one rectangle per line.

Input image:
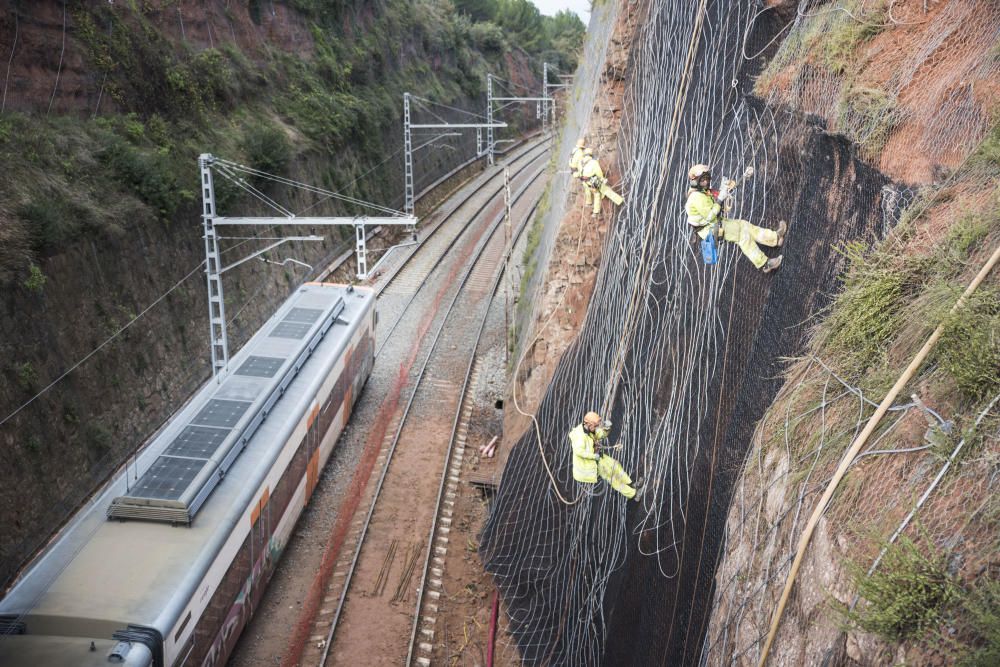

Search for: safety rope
xmin=600 ymin=0 xmax=709 ymax=417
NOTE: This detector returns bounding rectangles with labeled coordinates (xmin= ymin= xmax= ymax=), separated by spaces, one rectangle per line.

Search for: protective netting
xmin=703 ymin=132 xmax=1000 ymax=666
xmin=480 ymin=1 xmax=999 ymax=664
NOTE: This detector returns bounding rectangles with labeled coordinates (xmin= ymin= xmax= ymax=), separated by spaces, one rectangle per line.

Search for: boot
xmin=631 ymin=477 xmax=646 ymax=502
xmin=776 ymin=220 xmax=787 ymax=247
xmin=762 ymin=255 xmax=783 ymax=273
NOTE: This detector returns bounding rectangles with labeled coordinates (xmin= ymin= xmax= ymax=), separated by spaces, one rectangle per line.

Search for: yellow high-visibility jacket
xmin=580 ymin=157 xmax=605 ymax=185
xmin=569 ymin=147 xmax=585 ymax=175
xmin=568 ymin=423 xmax=606 ymax=483
xmin=685 ymin=188 xmax=721 ymax=239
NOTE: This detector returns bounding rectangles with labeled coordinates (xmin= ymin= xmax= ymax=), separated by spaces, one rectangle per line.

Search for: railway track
xmin=293 ymin=142 xmax=550 ymax=666
xmin=406 ymin=192 xmax=545 ymax=667
xmin=313 ymin=136 xmax=548 ymax=287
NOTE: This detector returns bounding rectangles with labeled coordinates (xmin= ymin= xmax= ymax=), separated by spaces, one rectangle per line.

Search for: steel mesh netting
xmin=473 ymin=0 xmax=965 ymax=664
xmin=754 ymin=0 xmax=1000 ymax=173
xmin=702 ymin=166 xmax=1000 ymax=665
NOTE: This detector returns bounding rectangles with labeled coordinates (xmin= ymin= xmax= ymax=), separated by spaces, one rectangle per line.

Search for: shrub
xmin=844 ymin=536 xmax=958 ymax=641
xmin=84 ymin=422 xmax=113 ymax=456
xmin=15 ymin=362 xmax=38 ymax=392
xmin=101 ymin=139 xmax=193 ymax=219
xmin=935 ymin=287 xmax=1000 ymax=401
xmin=23 ymin=264 xmax=46 ymax=293
xmin=838 ymin=85 xmax=902 ymax=160
xmin=18 ymin=194 xmax=85 ymax=252
xmin=822 ymin=0 xmax=889 ymax=74
xmin=824 ymin=241 xmax=910 ymax=371
xmin=470 ymin=21 xmax=506 ymax=53
xmin=243 ymin=121 xmax=292 ymax=174
xmin=955 ymin=579 xmax=1000 ymax=666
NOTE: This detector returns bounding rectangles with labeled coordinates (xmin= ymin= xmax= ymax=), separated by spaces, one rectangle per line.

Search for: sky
xmin=533 ymin=0 xmax=591 ymax=23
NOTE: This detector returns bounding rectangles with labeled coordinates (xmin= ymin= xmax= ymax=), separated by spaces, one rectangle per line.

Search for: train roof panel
xmin=106 ymin=286 xmax=348 ymax=523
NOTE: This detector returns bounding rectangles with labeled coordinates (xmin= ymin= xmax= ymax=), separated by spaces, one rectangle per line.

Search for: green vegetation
xmin=15 ymin=362 xmax=38 ymax=392
xmin=22 ymin=264 xmax=46 ymax=293
xmin=954 ymin=579 xmax=1000 ymax=666
xmin=822 ymin=0 xmax=889 ymax=74
xmin=843 ymin=536 xmax=958 ymax=641
xmin=0 ymin=1 xmax=584 ymax=286
xmin=454 ymin=0 xmax=586 ymax=72
xmin=935 ymin=287 xmax=1000 ymax=401
xmin=838 ymin=85 xmax=901 ymax=161
xmin=971 ymin=121 xmax=1000 ymax=169
xmin=823 ymin=241 xmax=912 ymax=372
xmin=844 ymin=541 xmax=1000 ymax=663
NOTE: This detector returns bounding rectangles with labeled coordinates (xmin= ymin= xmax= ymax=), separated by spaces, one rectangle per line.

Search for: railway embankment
xmin=0 ymin=1 xmax=559 ymax=592
xmin=481 ymin=0 xmax=999 ymax=664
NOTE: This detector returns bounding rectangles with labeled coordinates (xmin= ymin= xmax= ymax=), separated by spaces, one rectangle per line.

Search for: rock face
xmin=0 ymin=0 xmax=540 ymax=591
xmin=0 ymin=1 xmax=314 ymax=115
xmin=505 ymin=0 xmax=639 ymax=452
xmin=479 ymin=0 xmax=998 ymax=664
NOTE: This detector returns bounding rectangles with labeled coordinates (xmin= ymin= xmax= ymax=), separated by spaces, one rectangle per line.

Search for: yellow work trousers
xmin=589 ymin=186 xmax=603 ymax=216
xmin=597 ymin=454 xmax=636 ymax=499
xmin=722 ymin=218 xmax=779 ymax=269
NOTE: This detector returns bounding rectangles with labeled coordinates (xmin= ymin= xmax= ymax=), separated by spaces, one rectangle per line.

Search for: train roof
xmin=0 ymin=283 xmax=373 ymax=651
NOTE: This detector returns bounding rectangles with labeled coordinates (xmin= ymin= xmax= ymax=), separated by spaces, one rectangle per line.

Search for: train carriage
xmin=0 ymin=282 xmax=375 ymax=667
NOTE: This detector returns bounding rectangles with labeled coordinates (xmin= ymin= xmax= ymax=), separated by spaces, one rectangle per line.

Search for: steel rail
xmin=403 ymin=190 xmax=544 ymax=667
xmin=373 ymin=140 xmax=551 ymax=356
xmin=313 ymin=132 xmax=545 ymax=283
xmin=376 ymin=137 xmax=551 ymax=298
xmin=318 ymin=160 xmax=550 ymax=666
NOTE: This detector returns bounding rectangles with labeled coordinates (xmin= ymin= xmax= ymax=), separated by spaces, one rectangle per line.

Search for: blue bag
xmin=701 ymin=232 xmax=718 ymax=265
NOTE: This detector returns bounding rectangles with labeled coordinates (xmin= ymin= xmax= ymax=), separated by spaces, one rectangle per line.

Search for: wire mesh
xmin=480 ymin=1 xmax=998 ymax=664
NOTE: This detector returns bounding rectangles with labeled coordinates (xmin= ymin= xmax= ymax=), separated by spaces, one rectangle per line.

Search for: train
xmin=0 ymin=282 xmax=375 ymax=667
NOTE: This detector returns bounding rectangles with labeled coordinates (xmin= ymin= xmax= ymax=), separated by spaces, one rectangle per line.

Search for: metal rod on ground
xmin=486 ymin=588 xmax=499 ymax=667
xmin=758 ymin=241 xmax=1000 ymax=666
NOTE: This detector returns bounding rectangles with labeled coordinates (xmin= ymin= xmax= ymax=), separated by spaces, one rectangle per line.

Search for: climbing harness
xmin=697 ymin=166 xmax=754 ymax=265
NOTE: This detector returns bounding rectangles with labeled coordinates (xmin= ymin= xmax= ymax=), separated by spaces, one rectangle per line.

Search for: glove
xmin=716 ymin=178 xmax=736 ymax=203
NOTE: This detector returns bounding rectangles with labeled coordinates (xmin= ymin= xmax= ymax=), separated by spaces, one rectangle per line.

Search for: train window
xmin=174 ymin=610 xmax=192 ymax=642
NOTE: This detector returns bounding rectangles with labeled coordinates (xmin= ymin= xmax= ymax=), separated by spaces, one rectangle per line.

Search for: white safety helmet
xmin=576 ymin=138 xmax=586 ymax=148
xmin=688 ymin=163 xmax=711 ymax=183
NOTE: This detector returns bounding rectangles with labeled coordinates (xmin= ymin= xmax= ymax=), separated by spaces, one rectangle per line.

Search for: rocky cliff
xmin=484 ymin=1 xmax=999 ymax=665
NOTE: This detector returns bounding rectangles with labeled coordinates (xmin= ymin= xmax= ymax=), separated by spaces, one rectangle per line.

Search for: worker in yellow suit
xmin=568 ymin=412 xmax=642 ymax=501
xmin=569 ymin=138 xmax=591 ymax=205
xmin=579 ymin=149 xmax=625 ymax=218
xmin=685 ymin=163 xmax=785 ymax=272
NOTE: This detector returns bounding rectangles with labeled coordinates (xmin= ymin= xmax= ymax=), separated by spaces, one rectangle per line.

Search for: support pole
xmin=403 ymin=92 xmax=415 ymax=218
xmin=199 ymin=153 xmax=229 ymax=378
xmin=542 ymin=62 xmax=549 ymax=133
xmin=487 ymin=74 xmax=494 ymax=166
xmin=503 ymin=166 xmax=512 ymax=363
xmin=355 ymin=223 xmax=368 ymax=281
